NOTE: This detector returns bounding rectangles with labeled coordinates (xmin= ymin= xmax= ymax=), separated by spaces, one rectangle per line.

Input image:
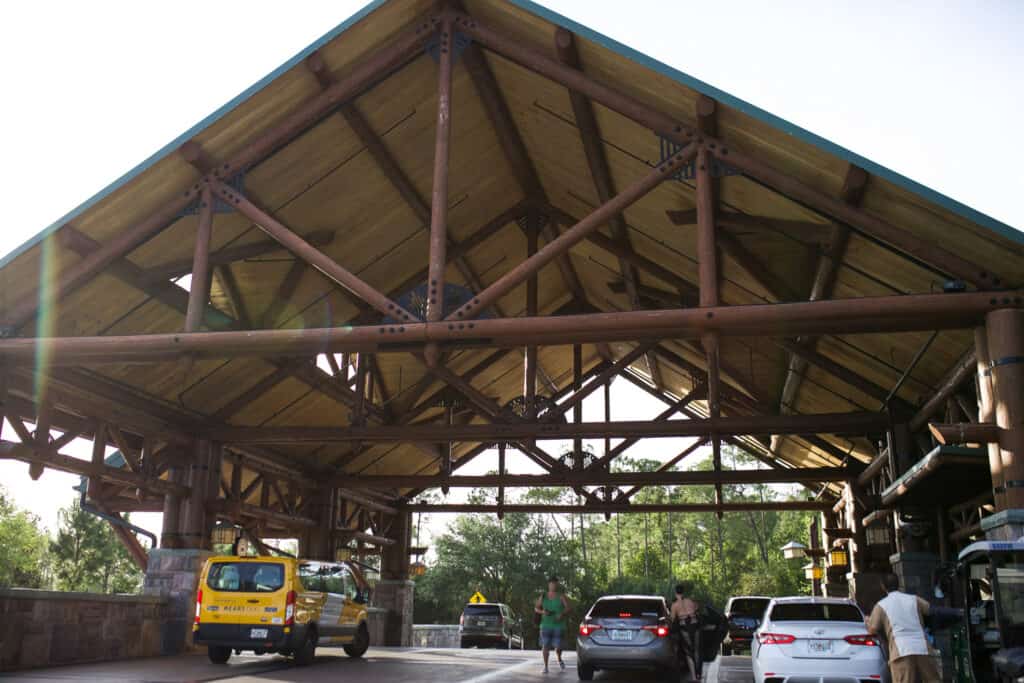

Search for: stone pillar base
xmin=143 ymin=549 xmax=212 ymax=655
xmin=847 ymin=571 xmax=888 ymax=613
xmin=890 ymin=552 xmax=938 ymax=600
xmin=822 ymin=582 xmax=849 ymax=599
xmin=373 ymin=580 xmax=414 ymax=647
xmin=981 ymin=509 xmax=1024 ymax=541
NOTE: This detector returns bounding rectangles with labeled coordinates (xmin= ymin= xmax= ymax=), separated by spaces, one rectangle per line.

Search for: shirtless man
xmin=669 ymin=583 xmax=700 ymax=681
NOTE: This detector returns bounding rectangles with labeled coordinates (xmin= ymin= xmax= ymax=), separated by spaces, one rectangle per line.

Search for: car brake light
xmin=844 ymin=634 xmax=878 ymax=646
xmin=194 ymin=589 xmax=202 ymax=624
xmin=757 ymin=632 xmax=796 ymax=645
xmin=642 ymin=625 xmax=669 ymax=638
xmin=618 ymin=612 xmax=632 ymax=618
xmin=285 ymin=590 xmax=296 ymax=625
xmin=497 ymin=615 xmax=504 ymax=626
xmin=579 ymin=623 xmax=603 ymax=637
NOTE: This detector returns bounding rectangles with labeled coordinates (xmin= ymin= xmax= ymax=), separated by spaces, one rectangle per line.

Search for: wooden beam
xmin=554 ymin=28 xmax=663 ymax=388
xmin=204 ymin=411 xmax=889 ymax=444
xmin=460 ymin=38 xmax=587 ymax=305
xmin=407 ymin=501 xmax=832 ymax=514
xmin=335 ymin=466 xmax=850 ymax=488
xmin=185 ymin=185 xmax=215 ymax=333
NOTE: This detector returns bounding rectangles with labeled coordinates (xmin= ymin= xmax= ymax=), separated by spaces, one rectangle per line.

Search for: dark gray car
xmin=459 ymin=603 xmax=524 ymax=649
xmin=576 ymin=595 xmax=676 ymax=680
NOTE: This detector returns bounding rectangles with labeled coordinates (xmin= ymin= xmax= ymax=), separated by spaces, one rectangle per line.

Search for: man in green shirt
xmin=534 ymin=575 xmax=571 ymax=674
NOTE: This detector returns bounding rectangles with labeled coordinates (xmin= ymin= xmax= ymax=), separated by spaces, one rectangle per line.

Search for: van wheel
xmin=293 ymin=629 xmax=317 ymax=666
xmin=577 ymin=663 xmax=594 ymax=680
xmin=344 ymin=624 xmax=370 ymax=658
xmin=207 ymin=645 xmax=232 ymax=664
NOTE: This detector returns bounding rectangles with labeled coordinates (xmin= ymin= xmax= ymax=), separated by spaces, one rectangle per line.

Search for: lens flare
xmin=33 ymin=236 xmax=59 ymax=404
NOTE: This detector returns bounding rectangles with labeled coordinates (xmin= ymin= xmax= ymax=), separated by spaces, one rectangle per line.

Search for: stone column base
xmin=889 ymin=552 xmax=939 ymax=600
xmin=143 ymin=549 xmax=212 ymax=655
xmin=847 ymin=572 xmax=888 ymax=613
xmin=981 ymin=509 xmax=1024 ymax=541
xmin=373 ymin=580 xmax=414 ymax=647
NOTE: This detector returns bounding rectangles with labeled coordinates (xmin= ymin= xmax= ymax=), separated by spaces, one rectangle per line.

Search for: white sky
xmin=1 ymin=1 xmax=1022 ymax=544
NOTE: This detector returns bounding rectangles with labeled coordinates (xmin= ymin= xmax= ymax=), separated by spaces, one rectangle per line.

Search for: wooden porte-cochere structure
xmin=0 ymin=0 xmax=1022 ymax=644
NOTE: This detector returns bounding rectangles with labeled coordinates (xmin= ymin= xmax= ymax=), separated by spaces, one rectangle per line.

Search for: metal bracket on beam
xmin=426 ymin=30 xmax=470 ymax=63
xmin=182 ymin=173 xmax=246 ymax=217
xmin=658 ymin=137 xmax=737 ymax=182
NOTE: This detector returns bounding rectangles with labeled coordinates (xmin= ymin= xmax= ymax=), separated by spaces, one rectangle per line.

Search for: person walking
xmin=867 ymin=573 xmax=939 ymax=683
xmin=669 ymin=583 xmax=700 ymax=681
xmin=535 ymin=576 xmax=571 ymax=674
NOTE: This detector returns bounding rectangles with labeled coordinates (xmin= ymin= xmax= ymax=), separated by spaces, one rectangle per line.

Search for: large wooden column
xmin=986 ymin=310 xmax=1024 ymax=527
xmin=975 ymin=326 xmax=1005 ymax=510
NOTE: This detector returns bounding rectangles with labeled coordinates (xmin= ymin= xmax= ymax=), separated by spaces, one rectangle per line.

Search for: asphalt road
xmin=2 ymin=648 xmax=750 ymax=682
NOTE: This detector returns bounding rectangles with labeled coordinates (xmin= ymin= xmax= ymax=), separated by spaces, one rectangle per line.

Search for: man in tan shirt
xmin=867 ymin=573 xmax=940 ymax=683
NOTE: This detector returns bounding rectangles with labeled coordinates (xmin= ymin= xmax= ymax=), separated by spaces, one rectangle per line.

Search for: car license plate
xmin=250 ymin=628 xmax=269 ymax=639
xmin=808 ymin=639 xmax=832 ymax=654
xmin=477 ymin=620 xmax=487 ymax=627
xmin=610 ymin=630 xmax=633 ymax=642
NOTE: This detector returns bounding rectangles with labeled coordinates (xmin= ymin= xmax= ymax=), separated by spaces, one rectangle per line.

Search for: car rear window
xmin=207 ymin=562 xmax=285 ymax=593
xmin=729 ymin=598 xmax=770 ymax=616
xmin=463 ymin=605 xmax=501 ymax=616
xmin=590 ymin=599 xmax=664 ymax=619
xmin=770 ymin=603 xmax=863 ymax=622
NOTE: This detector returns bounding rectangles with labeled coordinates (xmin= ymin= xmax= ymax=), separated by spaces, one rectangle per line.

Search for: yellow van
xmin=193 ymin=556 xmax=371 ymax=665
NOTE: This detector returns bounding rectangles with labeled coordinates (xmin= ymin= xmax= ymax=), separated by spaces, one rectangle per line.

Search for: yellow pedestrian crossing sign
xmin=469 ymin=591 xmax=487 ymax=604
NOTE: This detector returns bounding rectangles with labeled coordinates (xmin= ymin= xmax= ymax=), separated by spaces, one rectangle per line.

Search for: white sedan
xmin=751 ymin=596 xmax=887 ymax=683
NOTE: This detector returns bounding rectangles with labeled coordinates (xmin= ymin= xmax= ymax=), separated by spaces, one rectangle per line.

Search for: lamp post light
xmin=803 ymin=562 xmax=824 ymax=581
xmin=781 ymin=540 xmax=808 ymax=560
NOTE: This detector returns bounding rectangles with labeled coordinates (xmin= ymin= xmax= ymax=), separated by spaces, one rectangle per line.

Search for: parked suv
xmin=576 ymin=595 xmax=676 ymax=681
xmin=459 ymin=603 xmax=524 ymax=649
xmin=722 ymin=595 xmax=771 ymax=655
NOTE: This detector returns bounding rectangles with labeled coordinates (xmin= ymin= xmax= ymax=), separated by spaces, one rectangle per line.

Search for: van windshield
xmin=208 ymin=562 xmax=285 ymax=593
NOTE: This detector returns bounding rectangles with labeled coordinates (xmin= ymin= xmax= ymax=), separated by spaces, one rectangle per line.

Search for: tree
xmin=49 ymin=500 xmax=142 ymax=593
xmin=0 ymin=485 xmax=51 ymax=589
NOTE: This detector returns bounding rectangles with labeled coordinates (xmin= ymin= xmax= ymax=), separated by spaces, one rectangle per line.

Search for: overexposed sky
xmin=0 ymin=0 xmax=1021 ymax=541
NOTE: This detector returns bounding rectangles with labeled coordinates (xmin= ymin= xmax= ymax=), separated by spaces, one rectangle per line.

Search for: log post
xmin=975 ymin=326 xmax=1005 ymax=510
xmin=986 ymin=310 xmax=1024 ymax=537
xmin=184 ymin=186 xmax=214 ymax=333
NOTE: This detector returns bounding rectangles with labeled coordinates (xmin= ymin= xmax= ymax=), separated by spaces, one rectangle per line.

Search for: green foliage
xmin=49 ymin=500 xmax=142 ymax=593
xmin=415 ymin=447 xmax=812 ymax=640
xmin=0 ymin=485 xmax=51 ymax=588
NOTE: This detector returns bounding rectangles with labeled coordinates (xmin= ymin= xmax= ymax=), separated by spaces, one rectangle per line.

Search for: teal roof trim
xmin=507 ymin=0 xmax=1022 ymax=247
xmin=3 ymin=0 xmax=1020 ymax=274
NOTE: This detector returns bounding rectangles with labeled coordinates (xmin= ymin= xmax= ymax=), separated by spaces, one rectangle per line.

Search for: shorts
xmin=539 ymin=627 xmax=563 ymax=649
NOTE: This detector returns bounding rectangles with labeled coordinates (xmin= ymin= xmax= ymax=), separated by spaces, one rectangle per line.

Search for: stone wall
xmin=411 ymin=624 xmax=461 ymax=649
xmin=0 ymin=588 xmax=167 ymax=671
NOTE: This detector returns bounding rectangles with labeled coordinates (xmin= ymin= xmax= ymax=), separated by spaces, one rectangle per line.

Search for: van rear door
xmin=202 ymin=560 xmax=289 ymax=641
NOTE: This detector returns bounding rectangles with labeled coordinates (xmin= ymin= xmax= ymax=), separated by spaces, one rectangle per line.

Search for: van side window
xmin=340 ymin=565 xmax=358 ymax=600
xmin=323 ymin=564 xmax=345 ymax=595
xmin=298 ymin=562 xmax=323 ymax=592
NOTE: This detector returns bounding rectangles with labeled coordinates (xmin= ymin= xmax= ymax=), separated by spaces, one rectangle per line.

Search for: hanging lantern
xmin=335 ymin=548 xmax=353 ymax=562
xmin=803 ymin=562 xmax=823 ymax=581
xmin=781 ymin=541 xmax=808 ymax=560
xmin=410 ymin=560 xmax=427 ymax=577
xmin=211 ymin=521 xmax=240 ymax=547
xmin=829 ymin=548 xmax=849 ymax=567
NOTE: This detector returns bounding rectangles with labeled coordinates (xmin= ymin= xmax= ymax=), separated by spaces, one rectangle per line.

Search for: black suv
xmin=459 ymin=603 xmax=524 ymax=649
xmin=721 ymin=596 xmax=770 ymax=655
